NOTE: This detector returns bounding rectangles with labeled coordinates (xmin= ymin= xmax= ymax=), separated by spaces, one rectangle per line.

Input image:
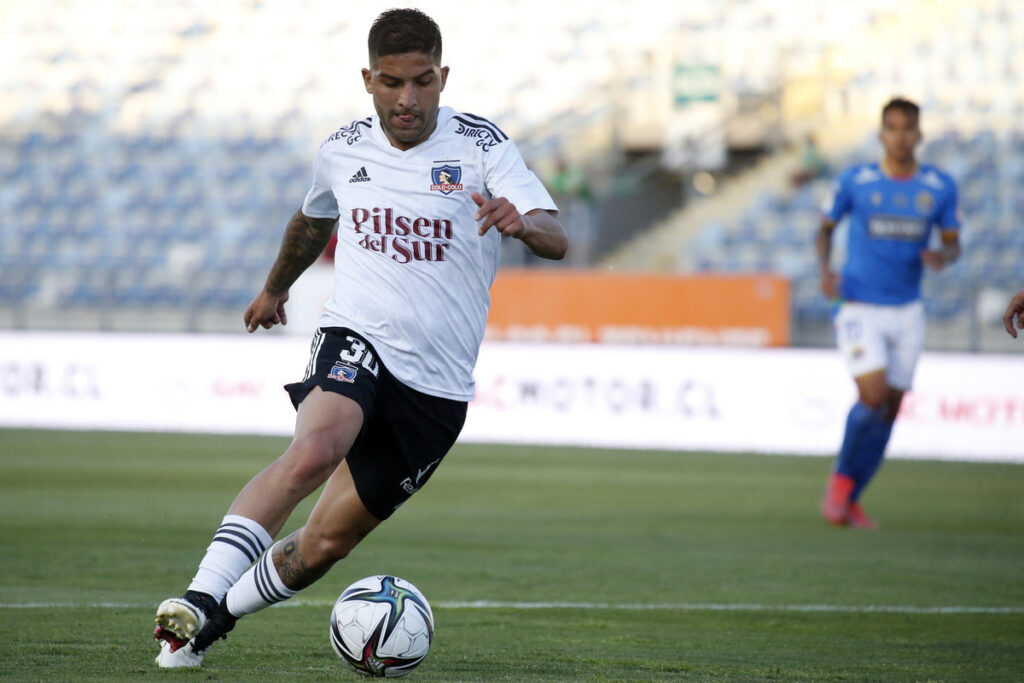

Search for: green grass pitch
xmin=1 ymin=428 xmax=1022 ymax=681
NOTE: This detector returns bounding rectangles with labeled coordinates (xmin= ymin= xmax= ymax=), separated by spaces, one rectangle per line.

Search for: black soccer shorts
xmin=284 ymin=327 xmax=467 ymax=520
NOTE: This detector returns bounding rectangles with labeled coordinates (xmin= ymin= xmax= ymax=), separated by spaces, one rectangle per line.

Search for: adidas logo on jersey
xmin=349 ymin=167 xmax=371 ymax=183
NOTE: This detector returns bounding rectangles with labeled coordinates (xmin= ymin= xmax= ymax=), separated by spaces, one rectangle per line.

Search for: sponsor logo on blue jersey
xmin=867 ymin=215 xmax=927 ymax=241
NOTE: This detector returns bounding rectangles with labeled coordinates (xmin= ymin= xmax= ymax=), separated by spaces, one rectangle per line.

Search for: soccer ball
xmin=329 ymin=575 xmax=434 ymax=677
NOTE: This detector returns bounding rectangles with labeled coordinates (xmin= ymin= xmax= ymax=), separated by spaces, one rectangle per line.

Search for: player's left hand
xmin=471 ymin=191 xmax=526 ymax=239
xmin=920 ymin=249 xmax=949 ymax=270
xmin=1003 ymin=289 xmax=1024 ymax=339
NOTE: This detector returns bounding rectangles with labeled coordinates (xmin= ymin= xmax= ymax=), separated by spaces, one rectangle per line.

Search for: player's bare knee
xmin=859 ymin=392 xmax=885 ymax=410
xmin=281 ymin=434 xmax=343 ymax=494
xmin=857 ymin=381 xmax=889 ymax=409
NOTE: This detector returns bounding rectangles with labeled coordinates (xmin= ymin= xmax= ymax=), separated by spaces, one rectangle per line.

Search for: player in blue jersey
xmin=816 ymin=97 xmax=961 ymax=528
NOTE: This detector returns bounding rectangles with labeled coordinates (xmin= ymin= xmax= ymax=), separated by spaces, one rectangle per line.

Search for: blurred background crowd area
xmin=1 ymin=0 xmax=1021 ymax=350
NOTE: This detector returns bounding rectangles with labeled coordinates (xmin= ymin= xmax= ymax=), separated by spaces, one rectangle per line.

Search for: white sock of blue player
xmin=187 ymin=515 xmax=273 ymax=603
xmin=224 ymin=542 xmax=298 ymax=617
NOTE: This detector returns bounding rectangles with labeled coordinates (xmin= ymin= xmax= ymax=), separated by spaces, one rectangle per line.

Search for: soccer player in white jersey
xmin=152 ymin=8 xmax=567 ymax=668
xmin=817 ymin=98 xmax=960 ymax=529
xmin=1004 ymin=289 xmax=1024 ymax=338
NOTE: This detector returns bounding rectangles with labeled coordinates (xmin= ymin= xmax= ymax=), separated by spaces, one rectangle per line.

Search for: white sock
xmin=225 ymin=542 xmax=298 ymax=617
xmin=187 ymin=514 xmax=273 ymax=602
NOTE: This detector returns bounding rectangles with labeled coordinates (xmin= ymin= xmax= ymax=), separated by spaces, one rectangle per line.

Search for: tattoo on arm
xmin=264 ymin=210 xmax=336 ymax=296
xmin=272 ymin=529 xmax=330 ymax=591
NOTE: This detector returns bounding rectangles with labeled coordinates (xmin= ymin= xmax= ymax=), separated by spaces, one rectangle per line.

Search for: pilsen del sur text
xmin=350 ymin=206 xmax=452 ymax=264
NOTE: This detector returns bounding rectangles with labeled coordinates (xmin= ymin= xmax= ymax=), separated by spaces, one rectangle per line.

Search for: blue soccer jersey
xmin=824 ymin=162 xmax=960 ymax=304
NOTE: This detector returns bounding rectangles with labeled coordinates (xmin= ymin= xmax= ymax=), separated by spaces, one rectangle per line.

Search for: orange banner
xmin=486 ymin=270 xmax=791 ymax=347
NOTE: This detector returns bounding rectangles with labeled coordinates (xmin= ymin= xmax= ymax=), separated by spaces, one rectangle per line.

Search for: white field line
xmin=1 ymin=600 xmax=1022 ymax=615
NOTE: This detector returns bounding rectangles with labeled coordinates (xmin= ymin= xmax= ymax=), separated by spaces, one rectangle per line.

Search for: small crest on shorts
xmin=329 ymin=363 xmax=358 ymax=383
xmin=430 ymin=163 xmax=463 ymax=195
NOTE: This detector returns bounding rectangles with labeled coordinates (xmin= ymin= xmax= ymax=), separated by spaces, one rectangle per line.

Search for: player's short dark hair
xmin=368 ymin=9 xmax=442 ymax=65
xmin=881 ymin=97 xmax=920 ymax=122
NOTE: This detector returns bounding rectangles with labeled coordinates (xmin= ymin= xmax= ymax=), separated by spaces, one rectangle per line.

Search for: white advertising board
xmin=464 ymin=344 xmax=1024 ymax=462
xmin=0 ymin=332 xmax=305 ymax=436
xmin=0 ymin=332 xmax=1021 ymax=463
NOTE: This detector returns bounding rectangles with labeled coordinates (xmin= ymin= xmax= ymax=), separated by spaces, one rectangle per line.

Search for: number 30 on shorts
xmin=338 ymin=336 xmax=379 ymax=378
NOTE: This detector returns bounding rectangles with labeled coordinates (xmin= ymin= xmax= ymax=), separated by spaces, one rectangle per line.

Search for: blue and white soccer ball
xmin=329 ymin=575 xmax=434 ymax=678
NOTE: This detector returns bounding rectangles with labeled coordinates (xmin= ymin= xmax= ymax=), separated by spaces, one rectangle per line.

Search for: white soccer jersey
xmin=301 ymin=106 xmax=557 ymax=401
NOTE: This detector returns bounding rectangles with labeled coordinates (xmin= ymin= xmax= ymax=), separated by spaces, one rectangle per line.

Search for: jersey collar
xmin=880 ymin=159 xmax=919 ymax=181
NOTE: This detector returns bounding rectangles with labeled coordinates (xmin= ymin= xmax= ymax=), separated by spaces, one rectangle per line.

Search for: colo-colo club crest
xmin=430 ymin=163 xmax=463 ymax=195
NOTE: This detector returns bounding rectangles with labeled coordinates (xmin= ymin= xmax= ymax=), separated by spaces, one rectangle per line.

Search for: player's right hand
xmin=820 ymin=270 xmax=840 ymax=301
xmin=244 ymin=289 xmax=289 ymax=333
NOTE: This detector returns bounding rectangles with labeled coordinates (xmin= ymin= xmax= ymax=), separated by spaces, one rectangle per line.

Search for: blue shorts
xmin=285 ymin=327 xmax=466 ymax=520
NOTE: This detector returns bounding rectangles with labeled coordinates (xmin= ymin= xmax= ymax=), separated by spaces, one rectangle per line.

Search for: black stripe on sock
xmin=253 ymin=556 xmax=274 ymax=604
xmin=213 ymin=536 xmax=260 ymax=564
xmin=255 ymin=554 xmax=288 ymax=603
xmin=216 ymin=524 xmax=267 ymax=558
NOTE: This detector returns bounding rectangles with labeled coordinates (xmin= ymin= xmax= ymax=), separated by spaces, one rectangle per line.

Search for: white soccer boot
xmin=154 ymin=639 xmax=207 ymax=668
xmin=154 ymin=597 xmax=208 ymax=652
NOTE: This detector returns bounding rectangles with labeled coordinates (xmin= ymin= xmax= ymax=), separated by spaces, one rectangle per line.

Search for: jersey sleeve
xmin=822 ymin=168 xmax=854 ymax=224
xmin=301 ymin=147 xmax=340 ymax=219
xmin=483 ymin=139 xmax=558 ymax=215
xmin=937 ymin=176 xmax=960 ymax=230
